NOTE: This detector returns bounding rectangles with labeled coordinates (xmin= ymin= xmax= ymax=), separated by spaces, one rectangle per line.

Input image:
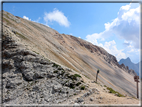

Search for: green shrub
xmin=74 ymin=74 xmax=81 ymax=78
xmin=107 ymin=87 xmax=116 ymax=94
xmin=70 ymin=84 xmax=75 ymax=89
xmin=58 ymin=67 xmax=64 ymax=70
xmin=76 ymin=82 xmax=81 ymax=86
xmin=80 ymin=85 xmax=85 ymax=90
xmin=117 ymin=93 xmax=125 ymax=97
xmin=53 ymin=70 xmax=58 ymax=73
xmin=104 ymin=85 xmax=107 ymax=87
xmin=52 ymin=63 xmax=60 ymax=68
xmin=68 ymin=74 xmax=81 ymax=80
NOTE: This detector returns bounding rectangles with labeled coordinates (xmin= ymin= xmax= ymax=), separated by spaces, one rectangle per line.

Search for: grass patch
xmin=33 ymin=51 xmax=39 ymax=54
xmin=106 ymin=87 xmax=125 ymax=97
xmin=84 ymin=75 xmax=90 ymax=79
xmin=74 ymin=74 xmax=81 ymax=78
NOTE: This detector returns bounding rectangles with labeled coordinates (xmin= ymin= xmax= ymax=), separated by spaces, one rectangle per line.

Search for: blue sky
xmin=3 ymin=2 xmax=140 ymax=63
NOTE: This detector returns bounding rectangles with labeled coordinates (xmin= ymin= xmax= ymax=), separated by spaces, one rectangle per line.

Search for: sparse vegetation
xmin=84 ymin=75 xmax=90 ymax=79
xmin=68 ymin=74 xmax=82 ymax=81
xmin=52 ymin=63 xmax=60 ymax=68
xmin=104 ymin=85 xmax=107 ymax=87
xmin=80 ymin=85 xmax=85 ymax=90
xmin=74 ymin=74 xmax=81 ymax=78
xmin=15 ymin=31 xmax=28 ymax=40
xmin=70 ymin=84 xmax=75 ymax=89
xmin=76 ymin=82 xmax=81 ymax=86
xmin=53 ymin=70 xmax=58 ymax=73
xmin=33 ymin=51 xmax=39 ymax=54
xmin=58 ymin=67 xmax=64 ymax=70
xmin=106 ymin=87 xmax=125 ymax=97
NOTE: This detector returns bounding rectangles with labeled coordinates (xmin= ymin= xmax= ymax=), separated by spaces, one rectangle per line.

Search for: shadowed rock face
xmin=2 ymin=10 xmax=138 ymax=101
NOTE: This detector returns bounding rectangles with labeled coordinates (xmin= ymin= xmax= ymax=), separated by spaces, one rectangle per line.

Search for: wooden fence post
xmin=134 ymin=76 xmax=139 ymax=98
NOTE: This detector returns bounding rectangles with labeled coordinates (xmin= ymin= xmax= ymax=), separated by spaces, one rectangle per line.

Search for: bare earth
xmin=61 ymin=74 xmax=140 ymax=105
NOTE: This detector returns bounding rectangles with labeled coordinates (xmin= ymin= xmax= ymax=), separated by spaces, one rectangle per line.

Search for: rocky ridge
xmin=119 ymin=57 xmax=139 ymax=76
xmin=70 ymin=35 xmax=137 ymax=76
xmin=119 ymin=63 xmax=137 ymax=76
xmin=2 ymin=25 xmax=87 ymax=104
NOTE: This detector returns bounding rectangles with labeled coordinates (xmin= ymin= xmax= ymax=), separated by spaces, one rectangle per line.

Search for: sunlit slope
xmin=2 ymin=10 xmax=138 ymax=97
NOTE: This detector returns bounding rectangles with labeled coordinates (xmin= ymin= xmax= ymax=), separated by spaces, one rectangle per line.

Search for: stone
xmin=90 ymin=97 xmax=93 ymax=101
xmin=83 ymin=92 xmax=90 ymax=97
xmin=75 ymin=97 xmax=84 ymax=103
xmin=53 ymin=83 xmax=62 ymax=92
xmin=6 ymin=80 xmax=16 ymax=89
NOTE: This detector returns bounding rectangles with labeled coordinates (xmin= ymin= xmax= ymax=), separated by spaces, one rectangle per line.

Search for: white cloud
xmin=103 ymin=40 xmax=126 ymax=61
xmin=113 ymin=4 xmax=140 ymax=49
xmin=120 ymin=4 xmax=130 ymax=10
xmin=44 ymin=8 xmax=70 ymax=27
xmin=86 ymin=3 xmax=140 ymax=61
xmin=23 ymin=16 xmax=31 ymax=20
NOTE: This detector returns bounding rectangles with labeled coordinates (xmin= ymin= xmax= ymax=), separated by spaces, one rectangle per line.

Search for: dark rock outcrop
xmin=2 ymin=25 xmax=85 ymax=104
xmin=119 ymin=64 xmax=137 ymax=76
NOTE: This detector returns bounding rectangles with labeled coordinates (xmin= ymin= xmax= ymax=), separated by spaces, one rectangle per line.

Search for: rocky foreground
xmin=2 ymin=25 xmax=87 ymax=104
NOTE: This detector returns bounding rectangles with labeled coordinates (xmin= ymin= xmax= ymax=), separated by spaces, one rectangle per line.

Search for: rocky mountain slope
xmin=119 ymin=57 xmax=139 ymax=76
xmin=1 ymin=10 xmax=139 ymax=104
xmin=2 ymin=21 xmax=87 ymax=104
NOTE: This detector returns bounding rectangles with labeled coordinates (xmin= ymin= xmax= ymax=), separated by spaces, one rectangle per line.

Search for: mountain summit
xmin=119 ymin=57 xmax=139 ymax=76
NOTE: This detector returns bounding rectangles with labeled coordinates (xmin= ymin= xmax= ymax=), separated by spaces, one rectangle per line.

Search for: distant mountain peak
xmin=126 ymin=57 xmax=131 ymax=61
xmin=126 ymin=57 xmax=130 ymax=59
xmin=119 ymin=57 xmax=139 ymax=76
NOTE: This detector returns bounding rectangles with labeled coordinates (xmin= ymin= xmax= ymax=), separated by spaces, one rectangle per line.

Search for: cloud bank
xmin=86 ymin=3 xmax=140 ymax=61
xmin=44 ymin=8 xmax=70 ymax=27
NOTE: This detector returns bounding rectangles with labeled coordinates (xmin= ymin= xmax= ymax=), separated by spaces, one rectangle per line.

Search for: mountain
xmin=119 ymin=57 xmax=139 ymax=76
xmin=1 ymin=11 xmax=139 ymax=104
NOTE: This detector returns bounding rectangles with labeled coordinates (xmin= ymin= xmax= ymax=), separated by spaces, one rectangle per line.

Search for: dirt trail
xmin=61 ymin=74 xmax=140 ymax=105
